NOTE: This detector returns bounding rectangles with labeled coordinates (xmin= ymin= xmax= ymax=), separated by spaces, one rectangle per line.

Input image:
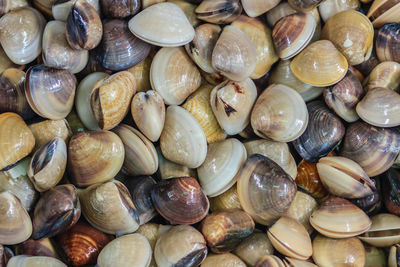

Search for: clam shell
xmin=388 ymin=245 xmax=399 ymax=267
xmin=376 ymin=23 xmax=400 ymax=64
xmin=295 ymin=159 xmax=329 ymax=201
xmin=209 ymin=184 xmax=242 ymax=212
xmin=233 ymin=232 xmax=274 ymax=266
xmin=367 ymin=0 xmax=400 ymax=28
xmin=28 ymin=119 xmax=71 ymax=151
xmin=129 ymin=2 xmax=195 ymax=47
xmin=52 ymin=0 xmax=101 ymax=21
xmin=212 ymin=25 xmax=256 ymax=81
xmin=0 ymin=112 xmax=35 ymax=170
xmin=198 ymin=138 xmax=246 ymax=197
xmin=160 ymin=105 xmax=207 ymax=168
xmin=7 ymin=256 xmax=66 ymax=267
xmin=290 ymin=40 xmax=348 ymax=87
xmin=359 ymin=213 xmax=400 ymax=247
xmin=156 ymin=147 xmax=197 ymax=180
xmin=15 ymin=238 xmax=58 ymax=258
xmin=0 ymin=46 xmax=25 ymax=75
xmin=364 ymin=61 xmax=400 ymax=92
xmin=195 ymin=0 xmax=242 ymax=24
xmin=309 ymin=197 xmax=371 ymax=238
xmin=382 ymin=168 xmax=400 ymax=215
xmin=237 ymin=154 xmax=297 ymax=225
xmin=284 ymin=258 xmax=318 ymax=267
xmin=241 ymin=0 xmax=280 ymax=17
xmin=168 ymin=0 xmax=200 ymax=27
xmin=251 ymin=84 xmax=308 ymax=142
xmin=266 ymin=2 xmax=297 ymax=27
xmin=100 ymin=0 xmax=140 ymax=18
xmin=126 ymin=54 xmax=152 ymax=93
xmin=288 ymin=0 xmax=323 ymax=11
xmin=318 ymin=0 xmax=360 ymax=22
xmin=254 ymin=255 xmax=285 ymax=267
xmin=150 ymin=47 xmax=201 ymax=105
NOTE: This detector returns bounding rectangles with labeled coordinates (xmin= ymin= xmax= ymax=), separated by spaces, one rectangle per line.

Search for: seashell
xmin=126 ymin=54 xmax=152 ymax=92
xmin=33 ymin=0 xmax=56 ymax=17
xmin=321 ymin=10 xmax=374 ymax=65
xmin=367 ymin=0 xmax=400 ymax=28
xmin=244 ymin=139 xmax=297 ymax=179
xmin=363 ymin=245 xmax=387 ymax=267
xmin=267 ymin=216 xmax=312 ymax=260
xmin=209 ymin=184 xmax=242 ymax=212
xmin=350 ymin=177 xmax=382 ymax=216
xmin=312 ymin=235 xmax=365 ymax=267
xmin=7 ymin=256 xmax=66 ymax=267
xmin=0 ymin=47 xmax=24 ymax=75
xmin=211 ymin=79 xmax=257 ymax=135
xmin=198 ymin=138 xmax=246 ymax=197
xmin=32 ymin=184 xmax=80 ymax=240
xmin=389 ymin=244 xmax=400 ymax=267
xmin=52 ymin=0 xmax=101 ymax=21
xmin=155 ymin=225 xmax=207 ymax=267
xmin=382 ymin=168 xmax=400 ymax=215
xmin=272 ymin=12 xmax=316 ymax=60
xmin=241 ymin=0 xmax=280 ymax=17
xmin=151 ymin=177 xmax=209 ymax=224
xmin=185 ymin=23 xmax=221 ymax=74
xmin=97 ymin=233 xmax=151 ymax=267
xmin=354 ymin=49 xmax=380 ymax=77
xmin=100 ymin=0 xmax=140 ymax=18
xmin=364 ymin=61 xmax=400 ymax=92
xmin=284 ymin=258 xmax=318 ymax=267
xmin=292 ymin=101 xmax=345 ymax=162
xmin=27 ymin=137 xmax=67 ymax=192
xmin=56 ymin=221 xmax=114 ymax=267
xmin=28 ymin=119 xmax=71 ymax=151
xmin=201 ymin=70 xmax=226 ymax=85
xmin=318 ymin=0 xmax=360 ymax=22
xmin=0 ymin=112 xmax=35 ymax=170
xmin=376 ymin=23 xmax=400 ymax=64
xmin=113 ymin=124 xmax=158 ymax=176
xmin=290 ymin=40 xmax=348 ymax=87
xmin=42 ymin=21 xmax=88 ymax=74
xmin=201 ymin=209 xmax=255 ymax=253
xmin=324 ymin=70 xmax=364 ymax=122
xmin=288 ymin=0 xmax=323 ymax=11
xmin=212 ymin=25 xmax=256 ymax=81
xmin=0 ymin=191 xmax=32 ymax=245
xmin=129 ymin=2 xmax=195 ymax=47
xmin=231 ymin=15 xmax=279 ymax=79
xmin=340 ymin=121 xmax=400 ymax=176
xmin=68 ymin=131 xmax=124 ymax=187
xmin=0 ymin=7 xmax=45 ymax=65
xmin=167 ymin=0 xmax=200 ymax=27
xmin=266 ymin=2 xmax=297 ymax=27
xmin=202 ymin=253 xmax=246 ymax=267
xmin=160 ymin=105 xmax=207 ymax=168
xmin=251 ymin=84 xmax=308 ymax=142
xmin=358 ymin=213 xmax=400 ymax=247
xmin=90 ymin=71 xmax=136 ymax=130
xmin=156 ymin=147 xmax=197 ymax=180
xmin=195 ymin=0 xmax=242 ymax=24
xmin=15 ymin=238 xmax=58 ymax=258
xmin=66 ymin=0 xmax=103 ymax=50
xmin=295 ymin=159 xmax=329 ymax=201
xmin=136 ymin=223 xmax=160 ymax=250
xmin=25 ymin=65 xmax=76 ymax=120
xmin=182 ymin=84 xmax=227 ymax=143
xmin=150 ymin=47 xmax=201 ymax=105
xmin=100 ymin=19 xmax=151 ymax=71
xmin=309 ymin=197 xmax=371 ymax=238
xmin=282 ymin=191 xmax=318 ymax=234
xmin=234 ymin=232 xmax=274 ymax=266
xmin=237 ymin=154 xmax=297 ymax=225
xmin=254 ymin=255 xmax=285 ymax=267
xmin=269 ymin=60 xmax=323 ymax=102
xmin=79 ymin=180 xmax=140 ymax=235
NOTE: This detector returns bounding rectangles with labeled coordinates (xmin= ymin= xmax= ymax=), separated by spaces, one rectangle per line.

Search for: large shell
xmin=68 ymin=131 xmax=125 ymax=187
xmin=151 ymin=177 xmax=209 ymax=224
xmin=129 ymin=2 xmax=195 ymax=47
xmin=160 ymin=105 xmax=207 ymax=168
xmin=28 ymin=119 xmax=71 ymax=151
xmin=195 ymin=0 xmax=242 ymax=24
xmin=237 ymin=154 xmax=297 ymax=225
xmin=290 ymin=40 xmax=348 ymax=87
xmin=292 ymin=101 xmax=345 ymax=162
xmin=79 ymin=180 xmax=140 ymax=235
xmin=364 ymin=61 xmax=400 ymax=92
xmin=7 ymin=256 xmax=66 ymax=267
xmin=340 ymin=121 xmax=400 ymax=176
xmin=309 ymin=197 xmax=371 ymax=238
xmin=0 ymin=112 xmax=34 ymax=170
xmin=25 ymin=65 xmax=76 ymax=120
xmin=295 ymin=159 xmax=329 ymax=201
xmin=198 ymin=138 xmax=246 ymax=197
xmin=150 ymin=47 xmax=201 ymax=105
xmin=359 ymin=213 xmax=400 ymax=247
xmin=100 ymin=0 xmax=140 ymax=18
xmin=367 ymin=0 xmax=400 ymax=28
xmin=241 ymin=0 xmax=280 ymax=17
xmin=233 ymin=232 xmax=274 ymax=266
xmin=376 ymin=23 xmax=400 ymax=64
xmin=251 ymin=84 xmax=308 ymax=142
xmin=0 ymin=7 xmax=45 ymax=64
xmin=318 ymin=0 xmax=360 ymax=22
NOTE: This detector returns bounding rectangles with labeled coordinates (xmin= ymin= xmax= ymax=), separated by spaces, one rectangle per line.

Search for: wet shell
xmin=0 ymin=7 xmax=45 ymax=64
xmin=318 ymin=0 xmax=360 ymax=22
xmin=7 ymin=256 xmax=66 ymax=267
xmin=237 ymin=154 xmax=297 ymax=225
xmin=212 ymin=25 xmax=256 ymax=81
xmin=150 ymin=47 xmax=201 ymax=105
xmin=28 ymin=119 xmax=71 ymax=151
xmin=251 ymin=84 xmax=308 ymax=142
xmin=290 ymin=40 xmax=348 ymax=87
xmin=364 ymin=61 xmax=400 ymax=92
xmin=284 ymin=258 xmax=318 ymax=267
xmin=68 ymin=131 xmax=124 ymax=187
xmin=266 ymin=2 xmax=298 ymax=27
xmin=359 ymin=213 xmax=400 ymax=247
xmin=0 ymin=191 xmax=32 ymax=245
xmin=295 ymin=159 xmax=330 ymax=200
xmin=160 ymin=105 xmax=207 ymax=168
xmin=241 ymin=0 xmax=280 ymax=17
xmin=129 ymin=2 xmax=195 ymax=47
xmin=376 ymin=23 xmax=400 ymax=63
xmin=25 ymin=65 xmax=77 ymax=120
xmin=340 ymin=121 xmax=400 ymax=176
xmin=195 ymin=0 xmax=242 ymax=24
xmin=198 ymin=138 xmax=246 ymax=197
xmin=367 ymin=0 xmax=400 ymax=28
xmin=233 ymin=232 xmax=274 ymax=266
xmin=151 ymin=177 xmax=209 ymax=224
xmin=309 ymin=197 xmax=371 ymax=238
xmin=100 ymin=0 xmax=140 ymax=18
xmin=209 ymin=184 xmax=242 ymax=212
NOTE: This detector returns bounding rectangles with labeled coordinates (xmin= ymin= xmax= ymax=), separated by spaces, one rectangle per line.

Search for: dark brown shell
xmin=376 ymin=23 xmax=400 ymax=63
xmin=340 ymin=122 xmax=400 ymax=176
xmin=100 ymin=0 xmax=140 ymax=18
xmin=15 ymin=238 xmax=58 ymax=258
xmin=292 ymin=101 xmax=345 ymax=162
xmin=295 ymin=159 xmax=329 ymax=201
xmin=382 ymin=168 xmax=400 ymax=215
xmin=354 ymin=49 xmax=379 ymax=77
xmin=32 ymin=184 xmax=81 ymax=240
xmin=350 ymin=177 xmax=382 ymax=216
xmin=150 ymin=177 xmax=209 ymax=225
xmin=195 ymin=0 xmax=242 ymax=24
xmin=0 ymin=244 xmax=13 ymax=267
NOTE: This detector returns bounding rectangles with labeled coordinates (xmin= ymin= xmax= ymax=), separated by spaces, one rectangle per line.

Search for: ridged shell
xmin=52 ymin=0 xmax=101 ymax=21
xmin=241 ymin=0 xmax=280 ymax=17
xmin=195 ymin=0 xmax=242 ymax=24
xmin=100 ymin=0 xmax=140 ymax=18
xmin=28 ymin=119 xmax=71 ymax=151
xmin=126 ymin=54 xmax=152 ymax=93
xmin=209 ymin=184 xmax=242 ymax=212
xmin=367 ymin=0 xmax=400 ymax=28
xmin=295 ymin=159 xmax=329 ymax=200
xmin=376 ymin=23 xmax=400 ymax=64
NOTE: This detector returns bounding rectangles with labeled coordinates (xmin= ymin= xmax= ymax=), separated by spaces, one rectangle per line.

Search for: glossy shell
xmin=233 ymin=232 xmax=274 ymax=266
xmin=318 ymin=0 xmax=360 ymax=22
xmin=359 ymin=213 xmax=400 ymax=247
xmin=209 ymin=184 xmax=242 ymax=212
xmin=367 ymin=0 xmax=400 ymax=28
xmin=376 ymin=23 xmax=400 ymax=63
xmin=295 ymin=159 xmax=330 ymax=200
xmin=28 ymin=119 xmax=71 ymax=151
xmin=364 ymin=61 xmax=400 ymax=92
xmin=195 ymin=0 xmax=242 ymax=24
xmin=241 ymin=0 xmax=280 ymax=17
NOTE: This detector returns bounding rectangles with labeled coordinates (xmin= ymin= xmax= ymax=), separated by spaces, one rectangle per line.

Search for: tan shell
xmin=212 ymin=25 xmax=257 ymax=81
xmin=150 ymin=47 xmax=201 ymax=105
xmin=0 ymin=46 xmax=24 ymax=74
xmin=7 ymin=256 xmax=66 ymax=267
xmin=231 ymin=15 xmax=279 ymax=79
xmin=156 ymin=147 xmax=197 ymax=180
xmin=290 ymin=40 xmax=348 ymax=87
xmin=210 ymin=79 xmax=257 ymax=135
xmin=255 ymin=255 xmax=285 ymax=267
xmin=318 ymin=0 xmax=360 ymax=22
xmin=359 ymin=213 xmax=400 ymax=247
xmin=128 ymin=2 xmax=195 ymax=47
xmin=28 ymin=119 xmax=71 ymax=151
xmin=234 ymin=232 xmax=274 ymax=266
xmin=0 ymin=112 xmax=35 ymax=170
xmin=195 ymin=0 xmax=242 ymax=24
xmin=367 ymin=0 xmax=400 ymax=28
xmin=167 ymin=0 xmax=200 ymax=27
xmin=251 ymin=84 xmax=308 ymax=142
xmin=241 ymin=0 xmax=281 ymax=17
xmin=52 ymin=0 xmax=101 ymax=21
xmin=127 ymin=54 xmax=152 ymax=93
xmin=266 ymin=2 xmax=298 ymax=27
xmin=160 ymin=105 xmax=207 ymax=168
xmin=364 ymin=61 xmax=400 ymax=92
xmin=209 ymin=184 xmax=242 ymax=212
xmin=284 ymin=258 xmax=318 ymax=267
xmin=201 ymin=253 xmax=246 ymax=267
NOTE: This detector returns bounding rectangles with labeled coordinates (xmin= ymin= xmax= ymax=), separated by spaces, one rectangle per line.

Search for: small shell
xmin=241 ymin=0 xmax=280 ymax=17
xmin=367 ymin=0 xmax=400 ymax=28
xmin=266 ymin=2 xmax=297 ymax=27
xmin=255 ymin=255 xmax=285 ymax=267
xmin=126 ymin=54 xmax=152 ymax=92
xmin=28 ymin=119 xmax=71 ymax=151
xmin=100 ymin=0 xmax=140 ymax=18
xmin=15 ymin=238 xmax=58 ymax=258
xmin=195 ymin=0 xmax=242 ymax=24
xmin=364 ymin=61 xmax=400 ymax=92
xmin=7 ymin=256 xmax=66 ymax=267
xmin=156 ymin=147 xmax=197 ymax=180
xmin=33 ymin=0 xmax=55 ymax=17
xmin=359 ymin=213 xmax=400 ymax=247
xmin=382 ymin=168 xmax=400 ymax=215
xmin=52 ymin=0 xmax=101 ymax=21
xmin=318 ymin=0 xmax=360 ymax=22
xmin=376 ymin=23 xmax=400 ymax=64
xmin=209 ymin=184 xmax=242 ymax=212
xmin=0 ymin=46 xmax=24 ymax=75
xmin=295 ymin=159 xmax=330 ymax=201
xmin=233 ymin=232 xmax=274 ymax=266
xmin=288 ymin=0 xmax=323 ymax=11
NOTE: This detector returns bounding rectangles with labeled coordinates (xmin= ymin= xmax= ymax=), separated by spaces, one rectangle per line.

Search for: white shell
xmin=7 ymin=256 xmax=66 ymax=267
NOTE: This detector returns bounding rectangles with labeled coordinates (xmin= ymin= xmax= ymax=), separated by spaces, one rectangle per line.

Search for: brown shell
xmin=100 ymin=0 xmax=140 ymax=18
xmin=295 ymin=159 xmax=329 ymax=201
xmin=376 ymin=23 xmax=400 ymax=63
xmin=28 ymin=119 xmax=71 ymax=151
xmin=15 ymin=238 xmax=58 ymax=258
xmin=195 ymin=0 xmax=242 ymax=24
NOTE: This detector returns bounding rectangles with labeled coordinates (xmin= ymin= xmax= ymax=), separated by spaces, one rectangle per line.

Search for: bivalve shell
xmin=364 ymin=61 xmax=400 ymax=92
xmin=318 ymin=0 xmax=360 ymax=22
xmin=234 ymin=232 xmax=274 ymax=266
xmin=376 ymin=23 xmax=400 ymax=64
xmin=195 ymin=0 xmax=242 ymax=24
xmin=209 ymin=184 xmax=242 ymax=212
xmin=359 ymin=213 xmax=400 ymax=247
xmin=367 ymin=0 xmax=400 ymax=28
xmin=7 ymin=256 xmax=66 ymax=267
xmin=241 ymin=0 xmax=280 ymax=17
xmin=254 ymin=255 xmax=285 ymax=267
xmin=295 ymin=159 xmax=329 ymax=201
xmin=100 ymin=0 xmax=140 ymax=18
xmin=28 ymin=119 xmax=71 ymax=151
